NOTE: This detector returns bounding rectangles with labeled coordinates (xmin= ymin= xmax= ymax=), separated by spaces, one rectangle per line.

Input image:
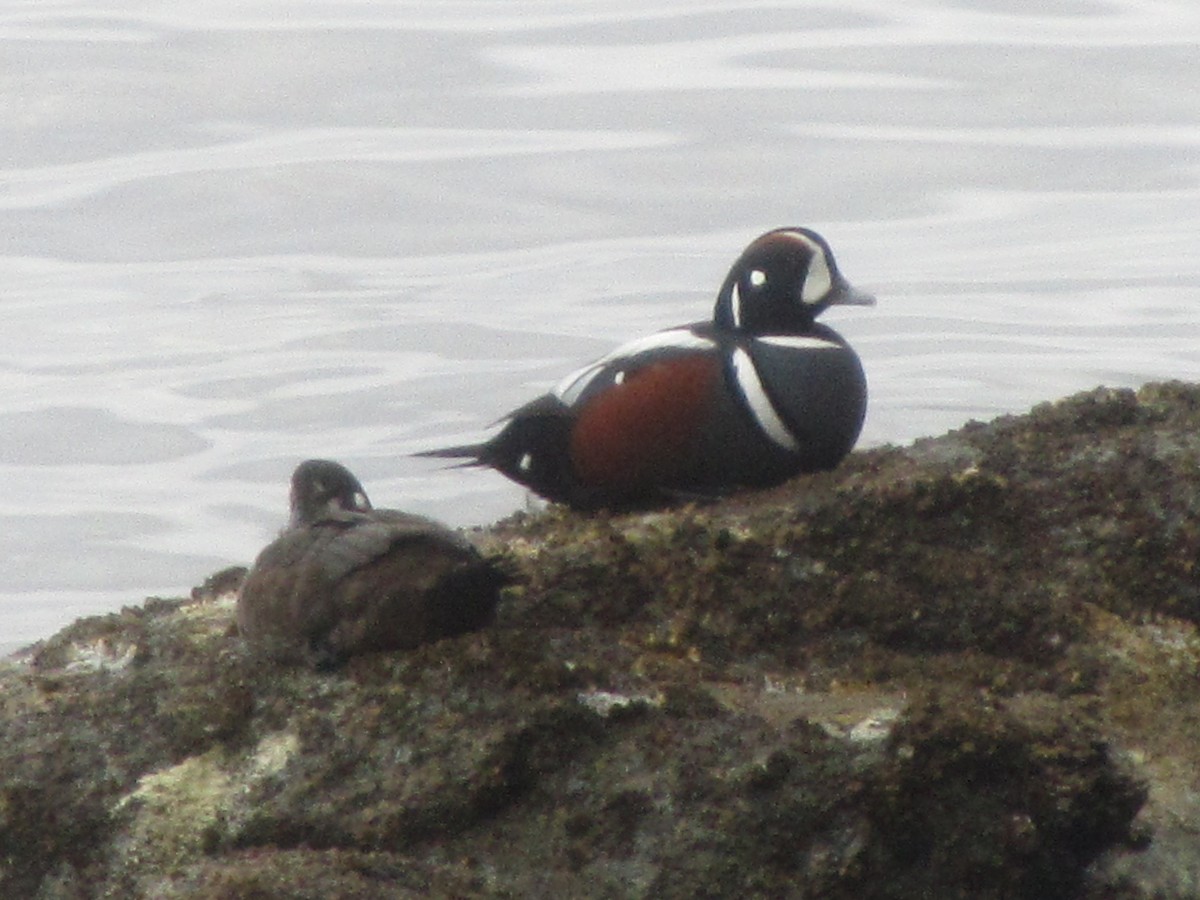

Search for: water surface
xmin=2 ymin=0 xmax=1199 ymax=653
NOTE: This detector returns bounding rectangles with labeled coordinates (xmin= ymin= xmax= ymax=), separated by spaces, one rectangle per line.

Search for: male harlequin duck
xmin=237 ymin=459 xmax=506 ymax=667
xmin=420 ymin=227 xmax=875 ymax=510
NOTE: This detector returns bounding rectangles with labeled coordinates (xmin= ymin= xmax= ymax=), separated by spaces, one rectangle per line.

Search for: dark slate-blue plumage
xmin=420 ymin=228 xmax=874 ymax=510
xmin=237 ymin=459 xmax=505 ymax=666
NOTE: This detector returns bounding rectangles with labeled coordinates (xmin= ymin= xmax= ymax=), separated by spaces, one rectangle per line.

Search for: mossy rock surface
xmin=6 ymin=382 xmax=1200 ymax=898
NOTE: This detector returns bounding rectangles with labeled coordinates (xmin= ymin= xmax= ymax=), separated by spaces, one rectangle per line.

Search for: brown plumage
xmin=237 ymin=459 xmax=506 ymax=667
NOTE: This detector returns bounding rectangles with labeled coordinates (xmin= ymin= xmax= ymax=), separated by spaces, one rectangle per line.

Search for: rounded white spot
xmin=518 ymin=453 xmax=533 ymax=473
xmin=614 ymin=370 xmax=626 ymax=385
xmin=749 ymin=269 xmax=767 ymax=287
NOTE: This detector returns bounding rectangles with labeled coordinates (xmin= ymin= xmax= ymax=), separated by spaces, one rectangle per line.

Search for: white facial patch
xmin=730 ymin=348 xmax=799 ymax=451
xmin=554 ymin=328 xmax=717 ymax=405
xmin=352 ymin=491 xmax=370 ymax=511
xmin=802 ymin=253 xmax=832 ymax=305
xmin=777 ymin=230 xmax=833 ymax=306
xmin=518 ymin=452 xmax=533 ymax=473
xmin=749 ymin=269 xmax=767 ymax=287
xmin=729 ymin=281 xmax=743 ymax=328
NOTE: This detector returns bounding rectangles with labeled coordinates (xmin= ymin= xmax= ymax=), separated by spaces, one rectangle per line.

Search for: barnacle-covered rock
xmin=6 ymin=383 xmax=1200 ymax=897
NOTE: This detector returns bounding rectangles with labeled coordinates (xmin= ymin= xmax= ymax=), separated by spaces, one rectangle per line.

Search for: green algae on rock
xmin=6 ymin=382 xmax=1200 ymax=897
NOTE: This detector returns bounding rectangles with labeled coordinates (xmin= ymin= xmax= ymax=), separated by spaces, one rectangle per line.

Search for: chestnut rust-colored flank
xmin=569 ymin=354 xmax=721 ymax=490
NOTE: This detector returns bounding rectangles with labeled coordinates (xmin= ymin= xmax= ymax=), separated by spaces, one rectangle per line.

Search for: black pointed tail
xmin=413 ymin=443 xmax=486 ymax=463
xmin=412 ymin=395 xmax=582 ymax=504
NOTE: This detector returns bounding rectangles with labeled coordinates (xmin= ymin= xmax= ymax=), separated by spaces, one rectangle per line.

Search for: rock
xmin=5 ymin=382 xmax=1200 ymax=897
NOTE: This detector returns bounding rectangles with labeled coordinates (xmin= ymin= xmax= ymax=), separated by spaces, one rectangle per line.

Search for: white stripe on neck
xmin=730 ymin=281 xmax=743 ymax=328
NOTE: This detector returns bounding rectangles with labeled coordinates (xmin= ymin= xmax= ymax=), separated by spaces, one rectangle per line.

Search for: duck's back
xmin=238 ymin=509 xmax=501 ymax=666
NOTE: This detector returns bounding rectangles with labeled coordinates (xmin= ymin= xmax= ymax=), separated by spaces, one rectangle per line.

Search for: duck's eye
xmin=749 ymin=269 xmax=768 ymax=288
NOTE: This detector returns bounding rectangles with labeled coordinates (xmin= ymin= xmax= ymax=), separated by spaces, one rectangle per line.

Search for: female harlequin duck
xmin=237 ymin=459 xmax=506 ymax=667
xmin=421 ymin=227 xmax=875 ymax=510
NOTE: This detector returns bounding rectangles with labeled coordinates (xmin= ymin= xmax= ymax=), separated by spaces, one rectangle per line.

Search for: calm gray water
xmin=2 ymin=0 xmax=1199 ymax=653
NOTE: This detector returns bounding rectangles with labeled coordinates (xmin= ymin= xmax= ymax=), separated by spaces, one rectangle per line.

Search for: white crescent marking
xmin=778 ymin=230 xmax=833 ymax=306
xmin=554 ymin=328 xmax=716 ymax=405
xmin=730 ymin=347 xmax=798 ymax=451
xmin=756 ymin=335 xmax=841 ymax=351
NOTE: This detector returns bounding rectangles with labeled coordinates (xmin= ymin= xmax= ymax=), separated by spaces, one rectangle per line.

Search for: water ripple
xmin=0 ymin=128 xmax=677 ymax=209
xmin=2 ymin=0 xmax=1199 ymax=654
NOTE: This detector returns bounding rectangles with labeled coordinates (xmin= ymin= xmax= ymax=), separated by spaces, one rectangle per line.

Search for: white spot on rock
xmin=848 ymin=708 xmax=903 ymax=744
xmin=577 ymin=689 xmax=661 ymax=717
